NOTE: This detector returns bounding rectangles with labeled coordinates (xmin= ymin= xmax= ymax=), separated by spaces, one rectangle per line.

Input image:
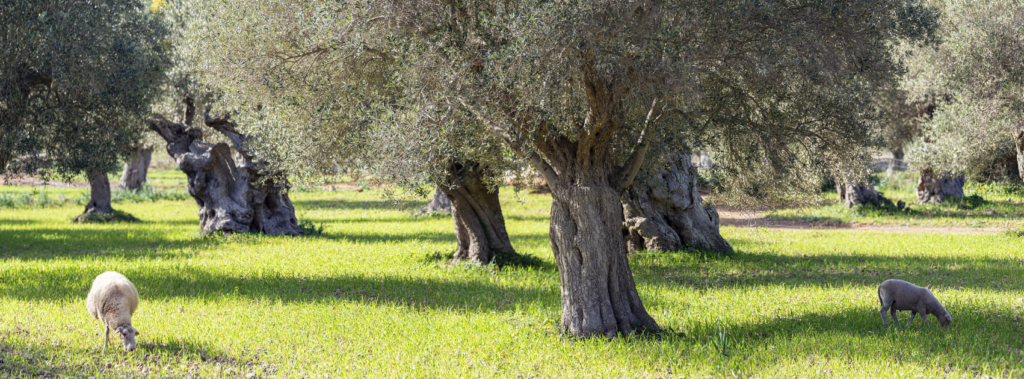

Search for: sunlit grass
xmin=1 ymin=182 xmax=1023 ymax=377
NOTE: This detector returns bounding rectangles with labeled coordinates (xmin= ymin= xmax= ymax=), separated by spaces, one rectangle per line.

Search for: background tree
xmin=902 ymin=0 xmax=1023 ymax=195
xmin=0 ymin=0 xmax=169 ymax=220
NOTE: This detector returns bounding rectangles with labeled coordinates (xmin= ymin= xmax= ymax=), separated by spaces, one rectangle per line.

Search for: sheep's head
xmin=115 ymin=326 xmax=140 ymax=351
xmin=939 ymin=313 xmax=953 ymax=327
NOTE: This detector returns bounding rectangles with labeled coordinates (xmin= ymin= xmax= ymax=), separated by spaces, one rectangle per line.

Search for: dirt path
xmin=717 ymin=209 xmax=1008 ymax=234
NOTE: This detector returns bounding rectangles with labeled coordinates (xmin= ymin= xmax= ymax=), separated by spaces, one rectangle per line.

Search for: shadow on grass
xmin=292 ymin=199 xmax=423 ymax=212
xmin=1 ymin=332 xmax=253 ymax=378
xmin=0 ymin=228 xmax=217 ymax=260
xmin=683 ymin=305 xmax=1024 ymax=376
xmin=634 ymin=248 xmax=1024 ymax=292
xmin=0 ymin=266 xmax=560 ymax=312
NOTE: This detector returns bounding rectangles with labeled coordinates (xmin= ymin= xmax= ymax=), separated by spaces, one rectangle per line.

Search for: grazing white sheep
xmin=86 ymin=271 xmax=140 ymax=351
xmin=878 ymin=279 xmax=952 ymax=328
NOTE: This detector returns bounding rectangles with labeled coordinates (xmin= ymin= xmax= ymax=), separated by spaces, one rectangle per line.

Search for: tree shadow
xmin=292 ymin=199 xmax=421 ymax=212
xmin=682 ymin=305 xmax=1024 ymax=376
xmin=634 ymin=248 xmax=1024 ymax=293
xmin=0 ymin=228 xmax=216 ymax=260
xmin=0 ymin=266 xmax=560 ymax=312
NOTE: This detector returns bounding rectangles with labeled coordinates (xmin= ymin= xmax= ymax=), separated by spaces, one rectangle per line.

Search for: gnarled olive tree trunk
xmin=147 ymin=98 xmax=301 ymax=235
xmin=621 ymin=153 xmax=731 ymax=253
xmin=119 ymin=147 xmax=152 ymax=190
xmin=436 ymin=161 xmax=514 ymax=264
xmin=916 ymin=169 xmax=964 ymax=204
xmin=837 ymin=182 xmax=903 ymax=209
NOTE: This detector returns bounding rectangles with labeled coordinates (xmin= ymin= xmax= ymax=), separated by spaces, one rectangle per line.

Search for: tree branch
xmin=617 ymin=99 xmax=660 ymax=192
xmin=455 ymin=96 xmax=560 ymax=188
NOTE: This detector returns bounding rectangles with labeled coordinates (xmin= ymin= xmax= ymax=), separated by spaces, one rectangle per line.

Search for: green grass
xmin=2 ymin=187 xmax=1024 ymax=378
xmin=766 ymin=172 xmax=1024 ymax=228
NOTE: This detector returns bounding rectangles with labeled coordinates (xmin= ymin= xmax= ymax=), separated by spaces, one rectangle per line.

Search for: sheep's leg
xmin=920 ymin=306 xmax=930 ymax=327
xmin=103 ymin=325 xmax=110 ymax=352
xmin=880 ymin=303 xmax=891 ymax=326
xmin=908 ymin=311 xmax=917 ymax=327
xmin=890 ymin=308 xmax=899 ymax=326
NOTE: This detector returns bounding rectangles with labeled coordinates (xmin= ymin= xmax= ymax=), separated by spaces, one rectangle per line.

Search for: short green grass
xmin=766 ymin=172 xmax=1024 ymax=228
xmin=2 ymin=179 xmax=1024 ymax=377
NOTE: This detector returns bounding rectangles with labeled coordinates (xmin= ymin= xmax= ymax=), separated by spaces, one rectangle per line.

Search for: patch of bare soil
xmin=717 ymin=208 xmax=1006 ymax=234
xmin=2 ymin=175 xmax=88 ymax=188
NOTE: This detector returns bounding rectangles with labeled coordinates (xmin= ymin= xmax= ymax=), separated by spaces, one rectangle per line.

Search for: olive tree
xmin=367 ymin=0 xmax=934 ymax=337
xmin=0 ymin=0 xmax=168 ymax=219
xmin=902 ymin=0 xmax=1023 ymax=197
xmin=172 ymin=0 xmax=934 ymax=337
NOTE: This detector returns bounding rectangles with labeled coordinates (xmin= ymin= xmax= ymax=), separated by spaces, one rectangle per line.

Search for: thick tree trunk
xmin=420 ymin=187 xmax=452 ymax=213
xmin=621 ymin=153 xmax=731 ymax=253
xmin=119 ymin=147 xmax=152 ymax=190
xmin=916 ymin=168 xmax=964 ymax=204
xmin=436 ymin=162 xmax=514 ymax=264
xmin=147 ymin=99 xmax=301 ymax=235
xmin=837 ymin=182 xmax=902 ymax=209
xmin=551 ymin=183 xmax=660 ymax=337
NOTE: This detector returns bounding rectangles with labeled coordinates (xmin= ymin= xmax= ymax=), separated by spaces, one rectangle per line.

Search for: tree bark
xmin=916 ymin=168 xmax=964 ymax=204
xmin=837 ymin=182 xmax=902 ymax=209
xmin=420 ymin=187 xmax=452 ymax=213
xmin=147 ymin=98 xmax=302 ymax=235
xmin=621 ymin=153 xmax=731 ymax=253
xmin=436 ymin=162 xmax=514 ymax=264
xmin=119 ymin=147 xmax=152 ymax=190
xmin=550 ymin=182 xmax=659 ymax=338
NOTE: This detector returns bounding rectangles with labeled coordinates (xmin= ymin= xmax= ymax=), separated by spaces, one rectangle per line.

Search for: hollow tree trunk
xmin=119 ymin=147 xmax=152 ymax=190
xmin=436 ymin=162 xmax=514 ymax=264
xmin=621 ymin=152 xmax=731 ymax=253
xmin=420 ymin=187 xmax=452 ymax=213
xmin=916 ymin=168 xmax=964 ymax=204
xmin=147 ymin=98 xmax=301 ymax=235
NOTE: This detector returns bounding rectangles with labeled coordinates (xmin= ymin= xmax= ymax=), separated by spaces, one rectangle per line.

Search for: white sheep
xmin=85 ymin=271 xmax=140 ymax=351
xmin=878 ymin=279 xmax=952 ymax=328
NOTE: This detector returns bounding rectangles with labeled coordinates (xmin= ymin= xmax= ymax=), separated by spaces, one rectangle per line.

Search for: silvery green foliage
xmin=902 ymin=0 xmax=1024 ymax=179
xmin=171 ymin=0 xmax=935 ymax=200
xmin=0 ymin=0 xmax=169 ymax=180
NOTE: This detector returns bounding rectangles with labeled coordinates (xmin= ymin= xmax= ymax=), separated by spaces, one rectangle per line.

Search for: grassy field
xmin=765 ymin=172 xmax=1024 ymax=229
xmin=2 ymin=172 xmax=1024 ymax=378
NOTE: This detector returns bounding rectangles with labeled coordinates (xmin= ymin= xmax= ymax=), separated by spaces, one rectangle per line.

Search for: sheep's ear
xmin=135 ymin=330 xmax=140 ymax=336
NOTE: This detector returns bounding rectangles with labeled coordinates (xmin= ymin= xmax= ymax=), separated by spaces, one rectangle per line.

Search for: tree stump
xmin=916 ymin=169 xmax=964 ymax=204
xmin=147 ymin=98 xmax=301 ymax=235
xmin=621 ymin=153 xmax=731 ymax=253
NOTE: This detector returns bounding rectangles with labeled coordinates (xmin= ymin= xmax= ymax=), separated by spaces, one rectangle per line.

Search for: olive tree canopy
xmin=1 ymin=0 xmax=168 ymax=218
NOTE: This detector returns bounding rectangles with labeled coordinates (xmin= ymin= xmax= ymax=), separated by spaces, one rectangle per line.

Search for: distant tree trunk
xmin=420 ymin=187 xmax=452 ymax=213
xmin=1013 ymin=125 xmax=1024 ymax=182
xmin=621 ymin=152 xmax=731 ymax=253
xmin=119 ymin=147 xmax=152 ymax=190
xmin=436 ymin=162 xmax=514 ymax=264
xmin=837 ymin=182 xmax=902 ymax=209
xmin=148 ymin=98 xmax=301 ymax=235
xmin=916 ymin=168 xmax=964 ymax=204
xmin=74 ymin=169 xmax=125 ymax=222
xmin=887 ymin=148 xmax=905 ymax=177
